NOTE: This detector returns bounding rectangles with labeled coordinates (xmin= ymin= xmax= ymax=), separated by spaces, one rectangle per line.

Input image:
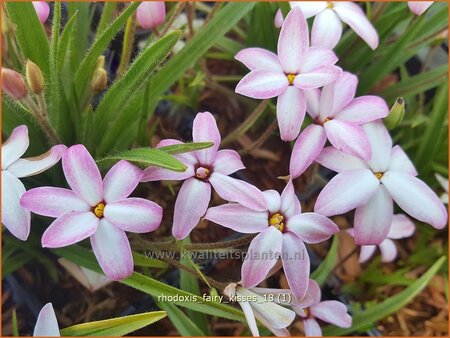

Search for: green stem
xmin=23 ymin=95 xmax=61 ymax=144
xmin=117 ymin=14 xmax=137 ymax=79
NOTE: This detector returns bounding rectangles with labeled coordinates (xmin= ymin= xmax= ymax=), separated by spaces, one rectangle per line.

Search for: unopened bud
xmin=136 ymin=2 xmax=166 ymax=29
xmin=96 ymin=55 xmax=105 ymax=70
xmin=26 ymin=60 xmax=45 ymax=94
xmin=91 ymin=68 xmax=107 ymax=92
xmin=384 ymin=97 xmax=405 ymax=130
xmin=32 ymin=1 xmax=50 ymax=24
xmin=2 ymin=68 xmax=28 ymax=100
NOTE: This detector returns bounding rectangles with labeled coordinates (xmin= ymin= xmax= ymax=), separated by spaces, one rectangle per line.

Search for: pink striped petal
xmin=287 ymin=213 xmax=339 ymax=244
xmin=33 ymin=303 xmax=59 ymax=336
xmin=90 ymin=219 xmax=133 ymax=280
xmin=282 ymin=233 xmax=310 ymax=299
xmin=193 ymin=112 xmax=221 ymax=166
xmin=311 ymin=9 xmax=342 ymax=49
xmin=278 ymin=7 xmax=309 ymax=73
xmin=62 ymin=145 xmax=103 ymax=206
xmin=388 ymin=214 xmax=415 ymax=239
xmin=173 ymin=178 xmax=211 ymax=239
xmin=276 ymin=86 xmax=306 ymax=141
xmin=324 ymin=119 xmax=371 ymax=160
xmin=336 ymin=96 xmax=389 ymax=124
xmin=104 ymin=198 xmax=162 ymax=233
xmin=42 ymin=212 xmax=99 ymax=248
xmin=242 ymin=227 xmax=283 ymax=288
xmin=363 ymin=121 xmax=392 ymax=172
xmin=319 ymin=72 xmax=358 ymax=119
xmin=408 ymin=1 xmax=433 ymax=15
xmin=334 ymin=2 xmax=379 ymax=50
xmin=263 ymin=190 xmax=281 ymax=214
xmin=213 ymin=149 xmax=245 ymax=175
xmin=235 ymin=70 xmax=288 ymax=99
xmin=291 ymin=2 xmax=328 ymax=18
xmin=359 ymin=245 xmax=377 ymax=263
xmin=20 ymin=187 xmax=90 ymax=218
xmin=103 ymin=160 xmax=143 ymax=203
xmin=304 ymin=89 xmax=321 ymax=119
xmin=293 ymin=66 xmax=342 ymax=89
xmin=316 ymin=146 xmax=369 ymax=172
xmin=381 ymin=171 xmax=448 ymax=229
xmin=2 ymin=171 xmax=30 ymax=241
xmin=301 ymin=47 xmax=339 ymax=74
xmin=290 ymin=124 xmax=327 ymax=178
xmin=379 ymin=238 xmax=397 ymax=262
xmin=32 ymin=1 xmax=50 ymax=24
xmin=2 ymin=125 xmax=29 ymax=169
xmin=8 ymin=145 xmax=66 ymax=178
xmin=303 ymin=318 xmax=322 ymax=336
xmin=388 ymin=145 xmax=417 ymax=176
xmin=210 ymin=173 xmax=267 ymax=211
xmin=354 ymin=185 xmax=393 ymax=245
xmin=311 ymin=300 xmax=352 ymax=328
xmin=235 ymin=48 xmax=283 ymax=72
xmin=280 ymin=179 xmax=302 ymax=218
xmin=314 ymin=169 xmax=380 ymax=216
xmin=204 ymin=204 xmax=268 ymax=233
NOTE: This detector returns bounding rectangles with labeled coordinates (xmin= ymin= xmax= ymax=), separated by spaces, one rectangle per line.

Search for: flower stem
xmin=160 ymin=2 xmax=185 ymax=37
xmin=184 ymin=234 xmax=256 ymax=251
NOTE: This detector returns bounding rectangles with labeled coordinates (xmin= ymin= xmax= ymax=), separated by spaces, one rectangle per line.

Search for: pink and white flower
xmin=235 ymin=7 xmax=342 ymax=141
xmin=33 ymin=303 xmax=60 ymax=336
xmin=21 ymin=144 xmax=163 ymax=280
xmin=223 ymin=283 xmax=297 ymax=337
xmin=408 ymin=1 xmax=434 ymax=15
xmin=275 ymin=2 xmax=379 ymax=50
xmin=289 ymin=72 xmax=389 ymax=178
xmin=348 ymin=214 xmax=416 ymax=263
xmin=58 ymin=258 xmax=112 ymax=292
xmin=293 ymin=279 xmax=352 ymax=336
xmin=2 ymin=125 xmax=65 ymax=241
xmin=205 ymin=180 xmax=339 ymax=299
xmin=314 ymin=121 xmax=447 ymax=245
xmin=32 ymin=1 xmax=50 ymax=24
xmin=141 ymin=112 xmax=267 ymax=240
xmin=136 ymin=1 xmax=166 ymax=29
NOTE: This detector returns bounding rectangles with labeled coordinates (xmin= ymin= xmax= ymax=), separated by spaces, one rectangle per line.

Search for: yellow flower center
xmin=269 ymin=213 xmax=285 ymax=232
xmin=195 ymin=167 xmax=210 ymax=179
xmin=286 ymin=74 xmax=296 ymax=85
xmin=374 ymin=172 xmax=384 ymax=180
xmin=327 ymin=2 xmax=334 ymax=9
xmin=93 ymin=202 xmax=105 ymax=218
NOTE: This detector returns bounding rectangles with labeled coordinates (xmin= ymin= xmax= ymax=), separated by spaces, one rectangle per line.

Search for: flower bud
xmin=136 ymin=2 xmax=166 ymax=29
xmin=96 ymin=55 xmax=105 ymax=69
xmin=1 ymin=68 xmax=28 ymax=100
xmin=91 ymin=68 xmax=107 ymax=92
xmin=26 ymin=60 xmax=45 ymax=94
xmin=32 ymin=1 xmax=50 ymax=24
xmin=384 ymin=97 xmax=405 ymax=130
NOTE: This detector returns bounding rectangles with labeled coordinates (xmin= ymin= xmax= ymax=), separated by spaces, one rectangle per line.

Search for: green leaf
xmin=5 ymin=2 xmax=49 ymax=74
xmin=247 ymin=2 xmax=278 ymax=52
xmin=95 ymin=30 xmax=181 ymax=153
xmin=132 ymin=252 xmax=167 ymax=269
xmin=310 ymin=235 xmax=339 ymax=286
xmin=323 ymin=256 xmax=446 ymax=335
xmin=96 ymin=148 xmax=187 ymax=172
xmin=12 ymin=309 xmax=19 ymax=336
xmin=158 ymin=142 xmax=214 ymax=155
xmin=57 ymin=11 xmax=78 ymax=72
xmin=155 ymin=301 xmax=206 ymax=336
xmin=60 ymin=311 xmax=167 ymax=336
xmin=96 ymin=2 xmax=118 ymax=37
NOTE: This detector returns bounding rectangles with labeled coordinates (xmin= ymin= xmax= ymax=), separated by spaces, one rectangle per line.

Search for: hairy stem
xmin=23 ymin=96 xmax=61 ymax=144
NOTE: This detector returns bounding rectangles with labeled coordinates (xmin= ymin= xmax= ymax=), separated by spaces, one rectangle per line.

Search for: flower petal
xmin=282 ymin=233 xmax=310 ymax=299
xmin=90 ymin=219 xmax=133 ymax=280
xmin=319 ymin=72 xmax=358 ymax=119
xmin=104 ymin=198 xmax=162 ymax=233
xmin=304 ymin=88 xmax=321 ymax=119
xmin=204 ymin=203 xmax=268 ymax=233
xmin=311 ymin=300 xmax=352 ymax=328
xmin=359 ymin=245 xmax=377 ymax=263
xmin=291 ymin=2 xmax=328 ymax=18
xmin=303 ymin=318 xmax=322 ymax=336
xmin=42 ymin=212 xmax=99 ymax=248
xmin=193 ymin=112 xmax=221 ymax=166
xmin=336 ymin=96 xmax=389 ymax=124
xmin=2 ymin=125 xmax=29 ymax=169
xmin=287 ymin=213 xmax=339 ymax=244
xmin=314 ymin=169 xmax=380 ymax=216
xmin=1 ymin=170 xmax=30 ymax=241
xmin=293 ymin=66 xmax=342 ymax=90
xmin=363 ymin=121 xmax=392 ymax=172
xmin=235 ymin=47 xmax=283 ymax=72
xmin=141 ymin=165 xmax=195 ymax=182
xmin=408 ymin=1 xmax=433 ymax=15
xmin=290 ymin=124 xmax=327 ymax=179
xmin=7 ymin=144 xmax=66 ymax=178
xmin=379 ymin=238 xmax=397 ymax=262
xmin=276 ymin=86 xmax=306 ymax=141
xmin=381 ymin=171 xmax=448 ymax=229
xmin=62 ymin=144 xmax=103 ymax=206
xmin=263 ymin=190 xmax=281 ymax=214
xmin=33 ymin=303 xmax=60 ymax=336
xmin=274 ymin=8 xmax=284 ymax=28
xmin=20 ymin=187 xmax=90 ymax=218
xmin=305 ymin=279 xmax=322 ymax=305
xmin=324 ymin=119 xmax=371 ymax=160
xmin=238 ymin=301 xmax=259 ymax=336
xmin=103 ymin=160 xmax=143 ymax=203
xmin=280 ymin=179 xmax=302 ymax=218
xmin=242 ymin=227 xmax=283 ymax=288
xmin=235 ymin=70 xmax=288 ymax=99
xmin=301 ymin=47 xmax=339 ymax=74
xmin=32 ymin=1 xmax=51 ymax=24
xmin=210 ymin=173 xmax=267 ymax=211
xmin=334 ymin=2 xmax=379 ymax=49
xmin=316 ymin=146 xmax=369 ymax=173
xmin=388 ymin=145 xmax=417 ymax=176
xmin=213 ymin=149 xmax=245 ymax=176
xmin=173 ymin=178 xmax=211 ymax=239
xmin=278 ymin=7 xmax=309 ymax=73
xmin=387 ymin=214 xmax=415 ymax=239
xmin=354 ymin=185 xmax=393 ymax=245
xmin=311 ymin=9 xmax=342 ymax=49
